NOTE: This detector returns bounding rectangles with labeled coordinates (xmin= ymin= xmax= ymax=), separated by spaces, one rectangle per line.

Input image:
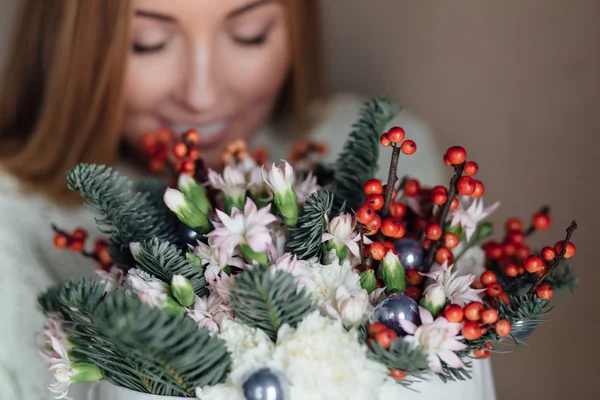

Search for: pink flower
xmin=271 ymin=253 xmax=312 ymax=286
xmin=400 ymin=307 xmax=467 ymax=373
xmin=187 ymin=294 xmax=234 ymax=333
xmin=38 ymin=315 xmax=70 ymax=368
xmin=294 ymin=172 xmax=320 ymax=205
xmin=207 ymin=273 xmax=235 ymax=301
xmin=208 ymin=198 xmax=277 ymax=255
xmin=421 ymin=262 xmax=485 ymax=307
xmin=450 ymin=197 xmax=500 ymax=241
xmin=47 ymin=336 xmax=74 ymax=399
xmin=194 ymin=239 xmax=247 ymax=275
xmin=321 ymin=213 xmax=371 ymax=260
xmin=95 ymin=267 xmax=124 ymax=292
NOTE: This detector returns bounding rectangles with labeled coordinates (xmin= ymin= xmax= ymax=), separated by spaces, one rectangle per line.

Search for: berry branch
xmin=525 ymin=206 xmax=551 ymax=236
xmin=422 ymin=162 xmax=466 ymax=273
xmin=528 ymin=220 xmax=578 ymax=294
xmin=382 ymin=145 xmax=402 ymax=219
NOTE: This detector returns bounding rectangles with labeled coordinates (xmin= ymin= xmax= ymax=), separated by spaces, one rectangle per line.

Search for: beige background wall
xmin=1 ymin=0 xmax=598 ymax=398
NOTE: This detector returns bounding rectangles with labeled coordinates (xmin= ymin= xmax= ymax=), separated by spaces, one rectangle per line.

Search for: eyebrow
xmin=135 ymin=10 xmax=175 ymax=22
xmin=228 ymin=0 xmax=276 ymax=18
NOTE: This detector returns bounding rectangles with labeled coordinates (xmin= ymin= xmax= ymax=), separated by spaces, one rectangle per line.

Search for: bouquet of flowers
xmin=38 ymin=98 xmax=578 ymax=400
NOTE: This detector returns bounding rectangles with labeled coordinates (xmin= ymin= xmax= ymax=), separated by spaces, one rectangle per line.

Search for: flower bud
xmin=186 ymin=250 xmax=204 ymax=271
xmin=178 ymin=174 xmax=213 ymax=216
xmin=262 ymin=161 xmax=299 ymax=227
xmin=381 ymin=251 xmax=406 ymax=294
xmin=335 ymin=286 xmax=369 ymax=328
xmin=476 ymin=221 xmax=494 ymax=241
xmin=161 ymin=297 xmax=186 ymax=317
xmin=420 ymin=285 xmax=447 ymax=316
xmin=164 ymin=188 xmax=210 ymax=233
xmin=171 ymin=275 xmax=195 ymax=307
xmin=359 ymin=269 xmax=377 ymax=294
xmin=240 ymin=243 xmax=269 ymax=266
xmin=71 ymin=362 xmax=103 ymax=383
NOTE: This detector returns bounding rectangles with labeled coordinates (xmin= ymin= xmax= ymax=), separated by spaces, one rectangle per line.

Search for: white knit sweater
xmin=0 ymin=94 xmax=495 ymax=399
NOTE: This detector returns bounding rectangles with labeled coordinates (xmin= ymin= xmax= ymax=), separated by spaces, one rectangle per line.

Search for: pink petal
xmin=419 ymin=307 xmax=434 ymax=324
xmin=50 ymin=337 xmax=68 ymax=360
xmin=322 ymin=233 xmax=334 ymax=242
xmin=344 ymin=239 xmax=360 ymax=258
xmin=438 ymin=350 xmax=464 ymax=369
xmin=446 ymin=322 xmax=464 ymax=337
xmin=447 ymin=339 xmax=468 ymax=351
xmin=399 ymin=319 xmax=417 ymax=334
xmin=429 ymin=356 xmax=443 ymax=373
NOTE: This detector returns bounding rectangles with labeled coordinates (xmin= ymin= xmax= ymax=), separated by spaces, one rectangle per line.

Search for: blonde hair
xmin=0 ymin=0 xmax=325 ymax=204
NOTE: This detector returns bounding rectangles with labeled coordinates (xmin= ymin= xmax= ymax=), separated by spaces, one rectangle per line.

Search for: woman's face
xmin=123 ymin=0 xmax=291 ymax=166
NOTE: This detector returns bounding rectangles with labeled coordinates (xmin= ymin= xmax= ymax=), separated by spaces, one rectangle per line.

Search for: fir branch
xmin=367 ymin=339 xmax=430 ymax=387
xmin=332 ymin=97 xmax=400 ymax=211
xmin=496 ymin=294 xmax=552 ymax=339
xmin=436 ymin=360 xmax=473 ymax=384
xmin=543 ymin=260 xmax=579 ymax=293
xmin=94 ymin=292 xmax=231 ymax=397
xmin=229 ymin=267 xmax=315 ymax=341
xmin=134 ymin=238 xmax=207 ymax=297
xmin=286 ymin=189 xmax=334 ymax=261
xmin=67 ymin=164 xmax=179 ymax=265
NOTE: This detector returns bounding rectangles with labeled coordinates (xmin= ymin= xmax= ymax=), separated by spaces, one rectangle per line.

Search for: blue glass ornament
xmin=373 ymin=294 xmax=421 ymax=336
xmin=511 ymin=320 xmax=537 ymax=339
xmin=178 ymin=223 xmax=208 ymax=247
xmin=243 ymin=368 xmax=287 ymax=400
xmin=393 ymin=238 xmax=425 ymax=270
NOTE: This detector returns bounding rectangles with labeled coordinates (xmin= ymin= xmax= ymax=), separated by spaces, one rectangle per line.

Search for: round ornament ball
xmin=511 ymin=320 xmax=537 ymax=339
xmin=178 ymin=223 xmax=208 ymax=247
xmin=373 ymin=293 xmax=421 ymax=336
xmin=243 ymin=368 xmax=288 ymax=400
xmin=393 ymin=238 xmax=425 ymax=270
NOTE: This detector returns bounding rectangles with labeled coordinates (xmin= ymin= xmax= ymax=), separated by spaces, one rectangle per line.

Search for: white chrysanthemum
xmin=270 ymin=312 xmax=389 ymax=400
xmin=304 ymin=252 xmax=362 ymax=305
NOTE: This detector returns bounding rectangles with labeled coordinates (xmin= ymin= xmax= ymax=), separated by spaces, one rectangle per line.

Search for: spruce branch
xmin=422 ymin=162 xmax=465 ymax=273
xmin=436 ymin=360 xmax=473 ymax=384
xmin=367 ymin=339 xmax=429 ymax=387
xmin=229 ymin=267 xmax=315 ymax=341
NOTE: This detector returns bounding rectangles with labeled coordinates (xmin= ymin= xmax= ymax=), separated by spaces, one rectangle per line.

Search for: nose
xmin=182 ymin=43 xmax=219 ymax=112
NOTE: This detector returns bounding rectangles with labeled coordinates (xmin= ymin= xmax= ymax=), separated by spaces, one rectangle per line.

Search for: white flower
xmin=270 ymin=312 xmax=389 ymax=400
xmin=38 ymin=316 xmax=71 ymax=368
xmin=47 ymin=337 xmax=74 ymax=399
xmin=400 ymin=307 xmax=467 ymax=373
xmin=208 ymin=165 xmax=248 ymax=201
xmin=126 ymin=269 xmax=169 ymax=308
xmin=268 ymin=223 xmax=288 ymax=261
xmin=321 ymin=213 xmax=369 ymax=260
xmin=453 ymin=244 xmax=486 ymax=278
xmin=324 ymin=285 xmax=370 ymax=328
xmin=187 ymin=294 xmax=233 ymax=333
xmin=194 ymin=239 xmax=246 ymax=276
xmin=208 ymin=198 xmax=277 ymax=255
xmin=247 ymin=165 xmax=270 ymax=198
xmin=294 ymin=173 xmax=320 ymax=205
xmin=421 ymin=262 xmax=485 ymax=307
xmin=304 ymin=253 xmax=362 ymax=305
xmin=271 ymin=253 xmax=312 ymax=286
xmin=261 ymin=160 xmax=295 ymax=195
xmin=450 ymin=197 xmax=500 ymax=241
xmin=207 ymin=272 xmax=235 ymax=301
xmin=420 ymin=285 xmax=447 ymax=316
xmin=95 ymin=267 xmax=124 ymax=292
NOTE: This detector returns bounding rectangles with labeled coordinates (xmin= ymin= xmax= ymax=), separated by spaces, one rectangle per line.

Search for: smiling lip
xmin=166 ymin=120 xmax=231 ymax=149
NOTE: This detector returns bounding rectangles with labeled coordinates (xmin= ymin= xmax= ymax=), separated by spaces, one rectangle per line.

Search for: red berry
xmin=365 ymin=213 xmax=382 ymax=235
xmin=472 ymin=279 xmax=485 ymax=290
xmin=541 ymin=246 xmax=556 ymax=261
xmin=149 ymin=158 xmax=166 ymax=173
xmin=389 ymin=368 xmax=407 ymax=380
xmin=506 ymin=218 xmax=524 ymax=232
xmin=517 ymin=266 xmax=525 ymax=275
xmin=554 ymin=240 xmax=576 ymax=259
xmin=93 ymin=239 xmax=109 ymax=253
xmin=486 ymin=282 xmax=503 ymax=297
xmin=446 ymin=146 xmax=467 ymax=165
xmin=72 ymin=228 xmax=88 ymax=241
xmin=502 ymin=242 xmax=516 ymax=256
xmin=431 ymin=191 xmax=448 ymax=206
xmin=69 ymin=240 xmax=85 ymax=252
xmin=449 ymin=197 xmax=459 ymax=211
xmin=366 ymin=194 xmax=385 ymax=211
xmin=157 ymin=127 xmax=173 ymax=143
xmin=400 ymin=140 xmax=417 ymax=155
xmin=188 ymin=147 xmax=201 ymax=160
xmin=505 ymin=264 xmax=519 ymax=277
xmin=443 ymin=232 xmax=460 ymax=249
xmin=356 ymin=205 xmax=376 ymax=225
xmin=484 ymin=241 xmax=503 ymax=260
xmin=380 ymin=133 xmax=391 ymax=147
xmin=383 ymin=241 xmax=396 ymax=254
xmin=97 ymin=249 xmax=112 ymax=265
xmin=390 ymin=202 xmax=407 ymax=218
xmin=364 ymin=179 xmax=384 ymax=195
xmin=499 ymin=292 xmax=510 ymax=306
xmin=507 ymin=230 xmax=525 ymax=245
xmin=370 ymin=242 xmax=386 ymax=261
xmin=404 ymin=179 xmax=421 ymax=197
xmin=382 ymin=185 xmax=398 ymax=199
xmin=457 ymin=176 xmax=476 ymax=196
xmin=435 ymin=247 xmax=454 ymax=265
xmin=536 ymin=284 xmax=554 ymax=300
xmin=464 ymin=302 xmax=485 ymax=321
xmin=480 ymin=271 xmax=497 ymax=285
xmin=387 ymin=126 xmax=406 ymax=143
xmin=444 ymin=304 xmax=464 ymax=323
xmin=404 ymin=286 xmax=422 ymax=302
xmin=463 ymin=161 xmax=479 ymax=176
xmin=524 ymin=255 xmax=545 ymax=273
xmin=473 ymin=348 xmax=491 ymax=359
xmin=173 ymin=142 xmax=188 ymax=159
xmin=481 ymin=308 xmax=499 ymax=324
xmin=532 ymin=212 xmax=551 ymax=231
xmin=374 ymin=328 xmax=398 ymax=349
xmin=515 ymin=244 xmax=531 ymax=260
xmin=381 ymin=219 xmax=405 ymax=239
xmin=471 ymin=180 xmax=485 ymax=198
xmin=495 ymin=320 xmax=511 ymax=336
xmin=180 ymin=159 xmax=196 ymax=174
xmin=443 ymin=154 xmax=453 ymax=167
xmin=406 ymin=268 xmax=424 ymax=286
xmin=185 ymin=129 xmax=200 ymax=144
xmin=462 ymin=321 xmax=483 ymax=340
xmin=368 ymin=322 xmax=388 ymax=337
xmin=426 ymin=224 xmax=442 ymax=240
xmin=53 ymin=233 xmax=68 ymax=250
xmin=141 ymin=134 xmax=158 ymax=154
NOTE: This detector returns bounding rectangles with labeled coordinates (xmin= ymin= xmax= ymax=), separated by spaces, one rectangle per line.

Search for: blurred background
xmin=1 ymin=0 xmax=598 ymax=398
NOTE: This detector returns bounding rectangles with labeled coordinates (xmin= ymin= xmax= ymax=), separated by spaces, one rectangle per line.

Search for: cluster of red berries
xmin=142 ymin=128 xmax=201 ymax=175
xmin=380 ymin=126 xmax=417 ymax=155
xmin=53 ymin=227 xmax=111 ymax=270
xmin=365 ymin=322 xmax=407 ymax=380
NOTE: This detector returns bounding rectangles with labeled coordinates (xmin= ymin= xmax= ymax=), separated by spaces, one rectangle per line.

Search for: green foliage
xmin=229 ymin=267 xmax=315 ymax=341
xmin=544 ymin=260 xmax=579 ymax=293
xmin=134 ymin=238 xmax=207 ymax=297
xmin=332 ymin=97 xmax=400 ymax=211
xmin=286 ymin=189 xmax=334 ymax=261
xmin=38 ymin=279 xmax=230 ymax=397
xmin=135 ymin=178 xmax=181 ymax=233
xmin=67 ymin=164 xmax=178 ymax=265
xmin=367 ymin=339 xmax=429 ymax=388
xmin=437 ymin=360 xmax=473 ymax=384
